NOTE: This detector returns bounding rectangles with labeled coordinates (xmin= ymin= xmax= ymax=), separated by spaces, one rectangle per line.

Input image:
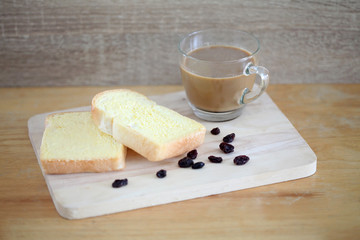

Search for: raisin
xmin=187 ymin=149 xmax=198 ymax=159
xmin=233 ymin=155 xmax=250 ymax=165
xmin=156 ymin=169 xmax=167 ymax=178
xmin=192 ymin=162 xmax=205 ymax=169
xmin=208 ymin=155 xmax=223 ymax=163
xmin=219 ymin=142 xmax=234 ymax=153
xmin=223 ymin=133 xmax=235 ymax=143
xmin=112 ymin=178 xmax=128 ymax=188
xmin=210 ymin=127 xmax=220 ymax=135
xmin=178 ymin=157 xmax=194 ymax=168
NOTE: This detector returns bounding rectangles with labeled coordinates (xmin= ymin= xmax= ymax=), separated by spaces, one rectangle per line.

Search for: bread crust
xmin=41 ymin=156 xmax=126 ymax=174
xmin=91 ymin=89 xmax=141 ymax=135
xmin=91 ymin=102 xmax=113 ymax=135
xmin=92 ymin=89 xmax=206 ymax=162
xmin=112 ymin=120 xmax=205 ymax=161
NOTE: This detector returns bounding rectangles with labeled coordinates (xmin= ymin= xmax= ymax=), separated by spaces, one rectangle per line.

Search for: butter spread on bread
xmin=91 ymin=89 xmax=206 ymax=161
xmin=40 ymin=112 xmax=126 ymax=174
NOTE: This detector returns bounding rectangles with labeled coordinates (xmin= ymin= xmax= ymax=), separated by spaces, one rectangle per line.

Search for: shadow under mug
xmin=178 ymin=29 xmax=270 ymax=122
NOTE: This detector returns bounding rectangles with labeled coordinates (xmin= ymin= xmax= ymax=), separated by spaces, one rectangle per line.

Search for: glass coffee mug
xmin=178 ymin=29 xmax=269 ymax=121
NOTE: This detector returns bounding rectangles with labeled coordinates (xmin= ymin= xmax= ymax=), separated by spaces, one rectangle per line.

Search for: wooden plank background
xmin=0 ymin=0 xmax=359 ymax=87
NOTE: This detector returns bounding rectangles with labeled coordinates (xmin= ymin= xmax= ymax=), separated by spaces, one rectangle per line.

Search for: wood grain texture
xmin=1 ymin=0 xmax=359 ymax=86
xmin=27 ymin=91 xmax=316 ymax=219
xmin=0 ymin=84 xmax=359 ymax=239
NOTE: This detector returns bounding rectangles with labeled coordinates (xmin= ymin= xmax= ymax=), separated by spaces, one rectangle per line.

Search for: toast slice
xmin=40 ymin=112 xmax=127 ymax=174
xmin=91 ymin=89 xmax=206 ymax=161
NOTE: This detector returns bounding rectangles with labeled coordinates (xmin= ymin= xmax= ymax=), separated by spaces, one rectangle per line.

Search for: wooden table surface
xmin=0 ymin=84 xmax=359 ymax=239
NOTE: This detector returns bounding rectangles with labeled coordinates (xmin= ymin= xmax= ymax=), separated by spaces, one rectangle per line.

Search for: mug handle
xmin=240 ymin=63 xmax=270 ymax=104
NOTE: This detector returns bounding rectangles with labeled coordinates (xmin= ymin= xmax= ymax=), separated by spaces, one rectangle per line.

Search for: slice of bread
xmin=40 ymin=112 xmax=127 ymax=174
xmin=91 ymin=89 xmax=206 ymax=162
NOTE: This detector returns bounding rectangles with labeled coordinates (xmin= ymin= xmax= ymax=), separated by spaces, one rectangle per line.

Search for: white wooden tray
xmin=28 ymin=91 xmax=317 ymax=219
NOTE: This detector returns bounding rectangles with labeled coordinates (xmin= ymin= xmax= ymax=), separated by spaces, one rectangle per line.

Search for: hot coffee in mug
xmin=178 ymin=29 xmax=269 ymax=121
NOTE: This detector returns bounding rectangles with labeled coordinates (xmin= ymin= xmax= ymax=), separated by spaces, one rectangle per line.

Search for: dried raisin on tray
xmin=112 ymin=178 xmax=128 ymax=188
xmin=223 ymin=133 xmax=235 ymax=143
xmin=178 ymin=157 xmax=194 ymax=168
xmin=219 ymin=142 xmax=234 ymax=153
xmin=187 ymin=149 xmax=198 ymax=159
xmin=233 ymin=155 xmax=250 ymax=165
xmin=210 ymin=127 xmax=220 ymax=135
xmin=208 ymin=155 xmax=223 ymax=163
xmin=156 ymin=169 xmax=167 ymax=178
xmin=192 ymin=162 xmax=205 ymax=169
